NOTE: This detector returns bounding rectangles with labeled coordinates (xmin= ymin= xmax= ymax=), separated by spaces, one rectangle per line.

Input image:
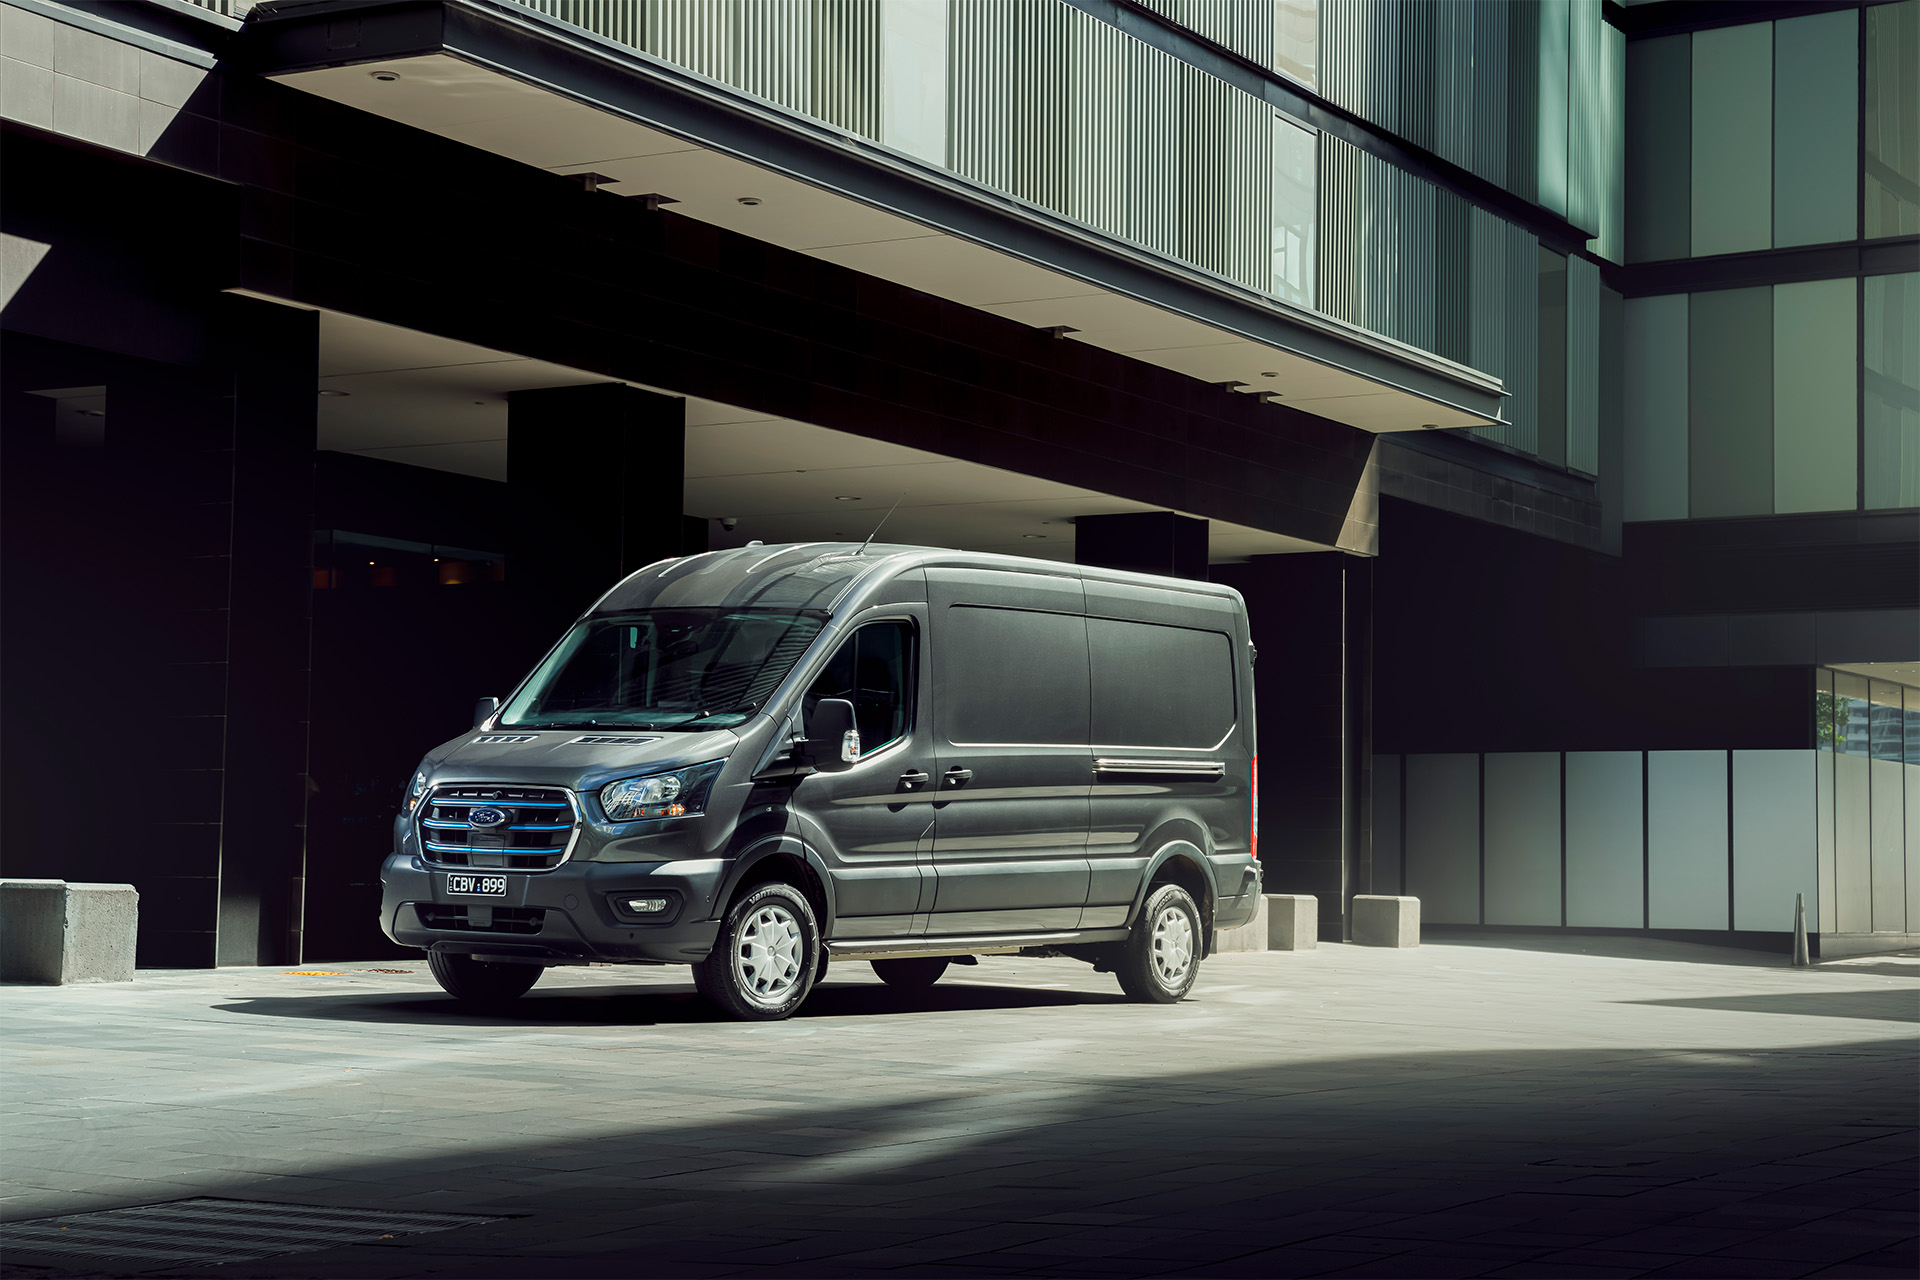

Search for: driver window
xmin=805 ymin=621 xmax=912 ymax=754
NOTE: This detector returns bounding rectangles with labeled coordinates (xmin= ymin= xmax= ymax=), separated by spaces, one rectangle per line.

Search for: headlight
xmin=599 ymin=761 xmax=724 ymax=822
xmin=405 ymin=768 xmax=430 ymax=813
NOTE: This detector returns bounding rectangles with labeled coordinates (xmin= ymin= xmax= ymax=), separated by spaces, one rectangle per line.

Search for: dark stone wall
xmin=1373 ymin=497 xmax=1812 ymax=756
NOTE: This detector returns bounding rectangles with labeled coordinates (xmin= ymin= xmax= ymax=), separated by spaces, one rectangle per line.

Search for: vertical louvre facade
xmin=1318 ymin=0 xmax=1608 ymax=241
xmin=506 ymin=0 xmax=1638 ymax=475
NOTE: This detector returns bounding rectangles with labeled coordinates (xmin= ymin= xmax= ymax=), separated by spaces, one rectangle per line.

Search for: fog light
xmin=625 ymin=897 xmax=669 ymax=914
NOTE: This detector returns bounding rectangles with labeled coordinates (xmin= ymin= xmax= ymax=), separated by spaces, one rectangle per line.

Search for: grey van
xmin=380 ymin=542 xmax=1260 ymax=1020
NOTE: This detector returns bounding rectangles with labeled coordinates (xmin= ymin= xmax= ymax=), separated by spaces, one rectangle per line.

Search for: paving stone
xmin=1 ymin=939 xmax=1912 ymax=1277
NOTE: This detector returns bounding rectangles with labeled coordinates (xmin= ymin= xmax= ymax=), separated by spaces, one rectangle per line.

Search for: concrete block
xmin=1211 ymin=894 xmax=1268 ymax=952
xmin=1353 ymin=895 xmax=1420 ymax=948
xmin=1266 ymin=894 xmax=1318 ymax=950
xmin=1 ymin=880 xmax=139 ymax=983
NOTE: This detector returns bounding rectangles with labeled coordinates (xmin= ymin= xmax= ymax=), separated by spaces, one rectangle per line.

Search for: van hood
xmin=422 ymin=726 xmax=743 ymax=792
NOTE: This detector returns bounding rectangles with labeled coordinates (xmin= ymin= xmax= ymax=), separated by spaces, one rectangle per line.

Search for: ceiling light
xmin=1260 ymin=371 xmax=1280 ymax=378
xmin=737 ymin=197 xmax=763 ymax=206
xmin=834 ymin=496 xmax=861 ymax=502
xmin=318 ymin=389 xmax=349 ymax=397
xmin=369 ymin=70 xmax=400 ymax=82
xmin=1421 ymin=423 xmax=1440 ymax=430
xmin=1023 ymin=534 xmax=1047 ymax=540
xmin=77 ymin=409 xmax=105 ymax=418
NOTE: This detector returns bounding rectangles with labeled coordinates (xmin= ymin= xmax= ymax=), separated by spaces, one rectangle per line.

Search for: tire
xmin=427 ymin=950 xmax=542 ymax=1007
xmin=696 ymin=881 xmax=821 ymax=1021
xmin=871 ymin=956 xmax=949 ymax=989
xmin=1116 ymin=883 xmax=1202 ymax=1003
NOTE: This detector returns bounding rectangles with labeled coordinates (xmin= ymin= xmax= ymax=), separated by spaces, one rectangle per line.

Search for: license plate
xmin=445 ymin=874 xmax=507 ymax=897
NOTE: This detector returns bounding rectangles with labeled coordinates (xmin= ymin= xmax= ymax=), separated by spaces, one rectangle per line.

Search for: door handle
xmin=942 ymin=767 xmax=973 ymax=787
xmin=898 ymin=770 xmax=930 ymax=790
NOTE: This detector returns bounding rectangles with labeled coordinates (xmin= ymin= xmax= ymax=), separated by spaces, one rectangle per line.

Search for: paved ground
xmin=1 ymin=935 xmax=1914 ymax=1279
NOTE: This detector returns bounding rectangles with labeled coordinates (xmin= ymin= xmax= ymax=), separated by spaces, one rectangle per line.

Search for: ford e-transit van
xmin=380 ymin=543 xmax=1261 ymax=1020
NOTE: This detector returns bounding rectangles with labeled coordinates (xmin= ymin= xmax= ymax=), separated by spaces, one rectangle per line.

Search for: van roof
xmin=587 ymin=542 xmax=1245 ymax=617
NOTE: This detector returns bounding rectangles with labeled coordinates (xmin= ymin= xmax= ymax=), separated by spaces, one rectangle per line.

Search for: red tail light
xmin=1250 ymin=755 xmax=1259 ymax=859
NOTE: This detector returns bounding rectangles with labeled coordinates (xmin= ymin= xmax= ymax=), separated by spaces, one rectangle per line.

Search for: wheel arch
xmin=714 ymin=830 xmax=835 ymax=936
xmin=1130 ymin=838 xmax=1217 ymax=959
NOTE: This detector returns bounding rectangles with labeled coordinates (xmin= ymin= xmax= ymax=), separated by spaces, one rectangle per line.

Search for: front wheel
xmin=1116 ymin=883 xmax=1202 ymax=1003
xmin=695 ymin=882 xmax=820 ymax=1021
xmin=427 ymin=950 xmax=542 ymax=1007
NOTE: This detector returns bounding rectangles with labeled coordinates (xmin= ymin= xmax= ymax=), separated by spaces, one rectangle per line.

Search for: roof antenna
xmin=857 ymin=494 xmax=907 ymax=555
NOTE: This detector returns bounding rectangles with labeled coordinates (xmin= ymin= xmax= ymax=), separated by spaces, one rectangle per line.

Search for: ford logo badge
xmin=467 ymin=806 xmax=509 ymax=829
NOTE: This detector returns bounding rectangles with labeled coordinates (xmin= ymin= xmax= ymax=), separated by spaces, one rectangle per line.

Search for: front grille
xmin=419 ymin=785 xmax=575 ymax=870
xmin=416 ymin=905 xmax=546 ymax=934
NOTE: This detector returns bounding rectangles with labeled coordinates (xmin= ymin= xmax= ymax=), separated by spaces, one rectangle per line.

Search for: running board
xmin=826 ymin=928 xmax=1128 ymax=962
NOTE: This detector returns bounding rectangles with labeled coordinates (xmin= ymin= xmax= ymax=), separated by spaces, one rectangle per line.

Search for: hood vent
xmin=567 ymin=735 xmax=660 ymax=746
xmin=470 ymin=734 xmax=539 ymax=745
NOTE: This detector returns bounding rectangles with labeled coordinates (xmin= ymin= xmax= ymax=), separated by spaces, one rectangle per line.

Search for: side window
xmin=805 ymin=621 xmax=914 ymax=753
xmin=1088 ymin=617 xmax=1235 ymax=749
xmin=941 ymin=606 xmax=1091 ymax=745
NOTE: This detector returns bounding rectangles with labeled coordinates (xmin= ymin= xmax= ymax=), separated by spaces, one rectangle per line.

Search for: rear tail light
xmin=1250 ymin=755 xmax=1259 ymax=859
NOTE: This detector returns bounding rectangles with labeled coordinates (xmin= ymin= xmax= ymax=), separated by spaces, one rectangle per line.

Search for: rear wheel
xmin=1116 ymin=883 xmax=1201 ymax=1003
xmin=696 ymin=882 xmax=820 ymax=1021
xmin=871 ymin=956 xmax=950 ymax=989
xmin=427 ymin=950 xmax=542 ymax=1007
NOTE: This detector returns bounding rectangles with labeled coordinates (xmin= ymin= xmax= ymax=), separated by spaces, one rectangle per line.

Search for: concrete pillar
xmin=212 ymin=295 xmax=318 ymax=967
xmin=508 ymin=383 xmax=688 ymax=633
xmin=1074 ymin=511 xmax=1209 ymax=580
xmin=1212 ymin=552 xmax=1373 ymax=944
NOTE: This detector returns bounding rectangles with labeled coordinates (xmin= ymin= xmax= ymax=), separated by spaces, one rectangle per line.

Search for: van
xmin=380 ymin=542 xmax=1261 ymax=1020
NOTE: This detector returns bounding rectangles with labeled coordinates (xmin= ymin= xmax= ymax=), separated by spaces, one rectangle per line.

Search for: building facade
xmin=2 ymin=0 xmax=1914 ymax=965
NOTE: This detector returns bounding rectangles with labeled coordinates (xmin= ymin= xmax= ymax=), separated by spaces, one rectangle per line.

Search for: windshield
xmin=499 ymin=609 xmax=826 ymax=731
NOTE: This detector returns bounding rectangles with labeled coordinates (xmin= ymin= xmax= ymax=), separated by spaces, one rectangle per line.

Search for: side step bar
xmin=826 ymin=928 xmax=1129 ymax=962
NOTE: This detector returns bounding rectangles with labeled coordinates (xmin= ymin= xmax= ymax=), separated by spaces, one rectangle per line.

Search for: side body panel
xmin=925 ymin=569 xmax=1093 ymax=933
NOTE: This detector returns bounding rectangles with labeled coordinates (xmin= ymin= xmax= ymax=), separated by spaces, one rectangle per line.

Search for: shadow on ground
xmin=1623 ymin=990 xmax=1919 ymax=1023
xmin=3 ymin=1026 xmax=1913 ymax=1279
xmin=209 ymin=977 xmax=1127 ymax=1028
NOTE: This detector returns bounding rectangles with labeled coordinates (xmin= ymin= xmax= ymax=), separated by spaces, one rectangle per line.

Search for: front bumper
xmin=380 ymin=854 xmax=726 ymax=963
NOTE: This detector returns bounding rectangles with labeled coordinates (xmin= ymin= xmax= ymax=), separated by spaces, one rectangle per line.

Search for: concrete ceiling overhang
xmin=307 ymin=306 xmax=1334 ymax=563
xmin=243 ymin=0 xmax=1507 ymax=435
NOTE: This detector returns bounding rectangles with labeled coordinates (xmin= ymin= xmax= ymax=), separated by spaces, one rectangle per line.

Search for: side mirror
xmin=473 ymin=696 xmax=500 ymax=729
xmin=802 ymin=698 xmax=859 ymax=772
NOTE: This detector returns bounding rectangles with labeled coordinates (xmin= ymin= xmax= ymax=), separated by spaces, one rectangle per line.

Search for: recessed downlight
xmin=834 ymin=496 xmax=862 ymax=502
xmin=318 ymin=389 xmax=349 ymax=397
xmin=737 ymin=196 xmax=763 ymax=206
xmin=369 ymin=70 xmax=400 ymax=82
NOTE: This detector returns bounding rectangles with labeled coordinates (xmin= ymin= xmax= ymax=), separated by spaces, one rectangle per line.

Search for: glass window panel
xmin=1864 ymin=273 xmax=1920 ymax=509
xmin=1866 ymin=0 xmax=1920 ymax=239
xmin=1773 ymin=277 xmax=1858 ymax=513
xmin=1816 ymin=668 xmax=1837 ymax=752
xmin=1691 ymin=22 xmax=1773 ymax=256
xmin=1869 ymin=681 xmax=1905 ymax=762
xmin=1905 ymin=688 xmax=1920 ymax=764
xmin=1774 ymin=10 xmax=1859 ymax=248
xmin=1626 ymin=34 xmax=1690 ymax=263
xmin=1272 ymin=117 xmax=1315 ymax=306
xmin=1275 ymin=0 xmax=1316 ymax=90
xmin=1834 ymin=671 xmax=1871 ymax=756
xmin=879 ymin=0 xmax=948 ymax=165
xmin=1689 ymin=286 xmax=1774 ymax=517
xmin=1624 ymin=294 xmax=1689 ymax=520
